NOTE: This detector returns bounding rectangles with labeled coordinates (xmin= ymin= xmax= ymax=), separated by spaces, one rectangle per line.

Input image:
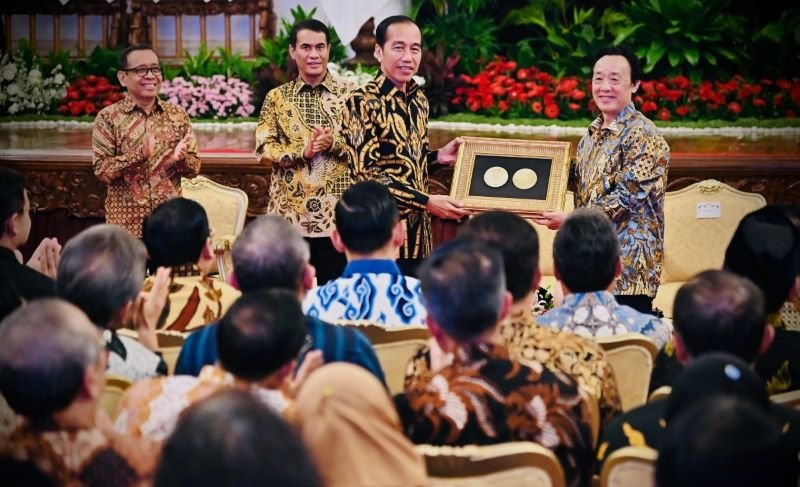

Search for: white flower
xmin=8 ymin=103 xmax=19 ymax=114
xmin=54 ymin=73 xmax=65 ymax=84
xmin=28 ymin=68 xmax=42 ymax=83
xmin=7 ymin=83 xmax=20 ymax=96
xmin=1 ymin=63 xmax=16 ymax=81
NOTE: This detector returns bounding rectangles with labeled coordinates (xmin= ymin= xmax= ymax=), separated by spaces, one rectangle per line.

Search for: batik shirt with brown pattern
xmin=256 ymin=74 xmax=354 ymax=237
xmin=93 ymin=95 xmax=200 ymax=238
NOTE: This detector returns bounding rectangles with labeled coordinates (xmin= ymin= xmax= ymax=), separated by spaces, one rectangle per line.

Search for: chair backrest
xmin=100 ymin=374 xmax=134 ymax=420
xmin=116 ymin=328 xmax=186 ymax=375
xmin=586 ymin=391 xmax=601 ymax=449
xmin=600 ymin=446 xmax=657 ymax=487
xmin=656 ymin=179 xmax=766 ymax=314
xmin=648 ymin=385 xmax=672 ymax=403
xmin=417 ymin=442 xmax=566 ymax=487
xmin=770 ymin=389 xmax=800 ymax=410
xmin=339 ymin=321 xmax=429 ymax=395
xmin=596 ymin=334 xmax=658 ymax=412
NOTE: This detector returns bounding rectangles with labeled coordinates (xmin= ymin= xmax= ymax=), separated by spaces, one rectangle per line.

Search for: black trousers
xmin=305 ymin=237 xmax=347 ymax=286
xmin=616 ymin=294 xmax=656 ymax=316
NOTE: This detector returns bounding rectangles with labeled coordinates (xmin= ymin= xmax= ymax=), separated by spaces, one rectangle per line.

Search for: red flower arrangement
xmin=58 ymin=75 xmax=124 ymax=117
xmin=453 ymin=57 xmax=800 ymax=121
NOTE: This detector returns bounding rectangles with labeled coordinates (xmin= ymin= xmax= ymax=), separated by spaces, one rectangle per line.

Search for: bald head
xmin=231 ymin=215 xmax=310 ymax=292
xmin=0 ymin=299 xmax=102 ymax=418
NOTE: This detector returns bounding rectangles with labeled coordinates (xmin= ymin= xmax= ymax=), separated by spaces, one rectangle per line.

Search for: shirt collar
xmin=293 ymin=72 xmax=335 ymax=95
xmin=562 ymin=290 xmax=618 ymax=308
xmin=375 ymin=72 xmax=419 ymax=99
xmin=341 ymin=259 xmax=403 ymax=278
xmin=120 ymin=94 xmax=165 ymax=114
xmin=589 ymin=102 xmax=637 ymax=135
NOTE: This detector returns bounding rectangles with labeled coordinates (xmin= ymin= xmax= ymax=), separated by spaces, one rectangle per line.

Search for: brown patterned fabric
xmin=503 ymin=309 xmax=622 ymax=427
xmin=255 ymin=74 xmax=354 ymax=237
xmin=92 ymin=95 xmax=201 ymax=238
xmin=396 ymin=342 xmax=593 ymax=487
xmin=342 ymin=74 xmax=438 ymax=260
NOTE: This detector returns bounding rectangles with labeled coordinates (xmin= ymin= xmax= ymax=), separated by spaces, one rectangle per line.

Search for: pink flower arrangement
xmin=161 ymin=75 xmax=255 ymax=118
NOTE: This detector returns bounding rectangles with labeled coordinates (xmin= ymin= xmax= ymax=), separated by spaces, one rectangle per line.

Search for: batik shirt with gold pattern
xmin=342 ymin=74 xmax=439 ymax=259
xmin=93 ymin=95 xmax=200 ymax=238
xmin=256 ymin=74 xmax=354 ymax=237
xmin=502 ymin=309 xmax=622 ymax=427
xmin=573 ymin=103 xmax=670 ymax=297
xmin=396 ymin=342 xmax=593 ymax=487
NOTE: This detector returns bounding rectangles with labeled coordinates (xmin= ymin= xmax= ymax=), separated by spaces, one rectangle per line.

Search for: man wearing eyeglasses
xmin=92 ymin=43 xmax=200 ymax=238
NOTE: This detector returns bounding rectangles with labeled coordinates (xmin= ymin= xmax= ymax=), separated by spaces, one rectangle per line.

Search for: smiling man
xmin=92 ymin=43 xmax=200 ymax=238
xmin=342 ymin=16 xmax=470 ymax=276
xmin=532 ymin=46 xmax=670 ymax=314
xmin=256 ymin=19 xmax=354 ymax=285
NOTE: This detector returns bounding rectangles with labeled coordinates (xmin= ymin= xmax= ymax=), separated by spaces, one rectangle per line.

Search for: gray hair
xmin=57 ymin=224 xmax=147 ymax=327
xmin=231 ymin=215 xmax=310 ymax=292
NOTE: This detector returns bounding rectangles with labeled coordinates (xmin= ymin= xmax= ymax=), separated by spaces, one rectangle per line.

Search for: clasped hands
xmin=142 ymin=130 xmax=192 ymax=166
xmin=302 ymin=125 xmax=333 ymax=162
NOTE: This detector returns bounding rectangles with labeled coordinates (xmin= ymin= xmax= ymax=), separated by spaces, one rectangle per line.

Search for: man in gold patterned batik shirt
xmin=533 ymin=46 xmax=669 ymax=314
xmin=93 ymin=44 xmax=200 ymax=238
xmin=256 ymin=20 xmax=353 ymax=284
xmin=342 ymin=16 xmax=469 ymax=276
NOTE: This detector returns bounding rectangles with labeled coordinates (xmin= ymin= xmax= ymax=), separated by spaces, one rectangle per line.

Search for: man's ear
xmin=228 ymin=269 xmax=239 ymax=290
xmin=497 ymin=290 xmax=513 ymax=323
xmin=632 ymin=79 xmax=641 ymax=94
xmin=614 ymin=257 xmax=622 ymax=278
xmin=532 ymin=266 xmax=542 ymax=292
xmin=391 ymin=220 xmax=405 ymax=247
xmin=426 ymin=316 xmax=455 ymax=353
xmin=330 ymin=229 xmax=346 ymax=254
xmin=374 ymin=44 xmax=383 ymax=63
xmin=201 ymin=237 xmax=214 ymax=260
xmin=303 ymin=264 xmax=316 ymax=290
xmin=4 ymin=213 xmax=18 ymax=238
xmin=673 ymin=334 xmax=691 ymax=364
xmin=758 ymin=324 xmax=775 ymax=357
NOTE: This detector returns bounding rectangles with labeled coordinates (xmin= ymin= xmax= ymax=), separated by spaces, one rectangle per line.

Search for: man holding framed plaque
xmin=342 ymin=15 xmax=470 ymax=276
xmin=532 ymin=46 xmax=670 ymax=314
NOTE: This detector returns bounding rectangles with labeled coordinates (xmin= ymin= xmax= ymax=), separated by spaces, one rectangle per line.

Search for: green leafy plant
xmin=170 ymin=44 xmax=256 ymax=83
xmin=748 ymin=9 xmax=800 ymax=78
xmin=78 ymin=45 xmax=122 ymax=82
xmin=503 ymin=0 xmax=626 ymax=77
xmin=612 ymin=0 xmax=748 ymax=82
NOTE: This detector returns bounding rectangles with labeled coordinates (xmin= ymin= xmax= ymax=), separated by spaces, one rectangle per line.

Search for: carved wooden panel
xmin=138 ymin=0 xmax=264 ymax=17
xmin=26 ymin=169 xmax=106 ymax=218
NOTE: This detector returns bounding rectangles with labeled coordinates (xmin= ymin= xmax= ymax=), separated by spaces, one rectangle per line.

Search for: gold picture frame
xmin=450 ymin=136 xmax=572 ymax=214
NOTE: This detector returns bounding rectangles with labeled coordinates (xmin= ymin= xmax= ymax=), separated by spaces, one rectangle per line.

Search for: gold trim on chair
xmin=648 ymin=386 xmax=672 ymax=403
xmin=596 ymin=334 xmax=658 ymax=412
xmin=599 ymin=446 xmax=657 ymax=487
xmin=100 ymin=374 xmax=134 ymax=421
xmin=770 ymin=389 xmax=800 ymax=410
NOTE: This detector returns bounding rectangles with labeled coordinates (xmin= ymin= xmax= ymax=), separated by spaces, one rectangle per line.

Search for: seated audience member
xmin=57 ymin=224 xmax=168 ymax=380
xmin=395 ymin=240 xmax=593 ymax=487
xmin=598 ymin=270 xmax=800 ymax=468
xmin=115 ymin=289 xmax=311 ymax=442
xmin=458 ymin=210 xmax=622 ymax=426
xmin=294 ymin=363 xmax=428 ymax=487
xmin=0 ymin=299 xmax=156 ymax=485
xmin=142 ymin=197 xmax=240 ymax=332
xmin=304 ymin=181 xmax=426 ymax=326
xmin=155 ymin=389 xmax=322 ymax=487
xmin=725 ymin=205 xmax=800 ymax=395
xmin=657 ymin=396 xmax=799 ymax=487
xmin=0 ymin=167 xmax=59 ymax=311
xmin=538 ymin=208 xmax=672 ymax=349
xmin=175 ymin=215 xmax=384 ymax=382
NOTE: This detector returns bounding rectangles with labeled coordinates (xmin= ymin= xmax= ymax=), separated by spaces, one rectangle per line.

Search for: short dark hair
xmin=459 ymin=211 xmax=539 ymax=301
xmin=0 ymin=167 xmax=26 ymax=229
xmin=335 ymin=181 xmax=399 ymax=254
xmin=375 ymin=15 xmax=417 ymax=47
xmin=57 ymin=224 xmax=147 ymax=328
xmin=419 ymin=239 xmax=506 ymax=342
xmin=0 ymin=299 xmax=100 ymax=420
xmin=231 ymin=215 xmax=310 ymax=292
xmin=657 ymin=396 xmax=798 ymax=487
xmin=142 ymin=198 xmax=209 ymax=272
xmin=593 ymin=45 xmax=644 ymax=83
xmin=119 ymin=43 xmax=156 ymax=70
xmin=289 ymin=19 xmax=330 ymax=46
xmin=673 ymin=270 xmax=766 ymax=363
xmin=724 ymin=205 xmax=800 ymax=314
xmin=553 ymin=208 xmax=619 ymax=292
xmin=217 ymin=289 xmax=306 ymax=381
xmin=155 ymin=390 xmax=322 ymax=487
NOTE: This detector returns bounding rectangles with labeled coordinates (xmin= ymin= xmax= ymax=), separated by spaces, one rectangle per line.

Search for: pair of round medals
xmin=483 ymin=166 xmax=538 ymax=190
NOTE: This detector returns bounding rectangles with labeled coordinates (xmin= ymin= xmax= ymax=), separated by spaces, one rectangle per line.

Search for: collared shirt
xmin=255 ymin=73 xmax=354 ymax=237
xmin=502 ymin=309 xmax=622 ymax=427
xmin=92 ymin=95 xmax=201 ymax=237
xmin=142 ymin=265 xmax=240 ymax=332
xmin=574 ymin=103 xmax=670 ymax=297
xmin=174 ymin=315 xmax=386 ymax=384
xmin=538 ymin=291 xmax=673 ymax=349
xmin=342 ymin=74 xmax=438 ymax=259
xmin=114 ymin=364 xmax=287 ymax=442
xmin=303 ymin=259 xmax=427 ymax=326
xmin=396 ymin=342 xmax=593 ymax=487
xmin=0 ymin=422 xmax=156 ymax=486
xmin=105 ymin=329 xmax=167 ymax=381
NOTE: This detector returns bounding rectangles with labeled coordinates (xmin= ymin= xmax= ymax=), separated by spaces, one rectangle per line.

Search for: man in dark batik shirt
xmin=394 ymin=239 xmax=593 ymax=487
xmin=342 ymin=15 xmax=469 ymax=275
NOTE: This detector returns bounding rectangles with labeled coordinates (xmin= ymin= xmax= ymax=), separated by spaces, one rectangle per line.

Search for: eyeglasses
xmin=121 ymin=66 xmax=163 ymax=78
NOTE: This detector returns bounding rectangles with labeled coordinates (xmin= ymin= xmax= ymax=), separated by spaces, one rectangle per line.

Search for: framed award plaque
xmin=449 ymin=136 xmax=572 ymax=214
